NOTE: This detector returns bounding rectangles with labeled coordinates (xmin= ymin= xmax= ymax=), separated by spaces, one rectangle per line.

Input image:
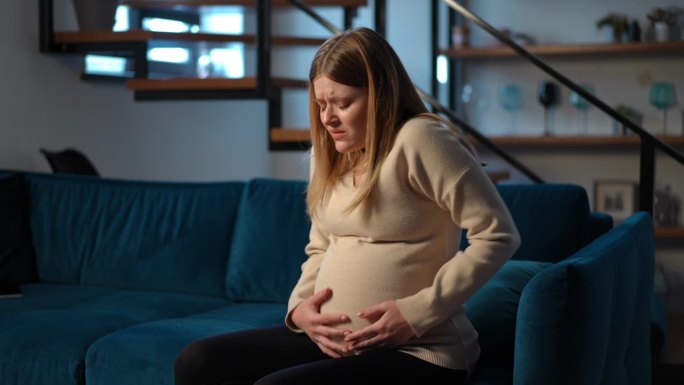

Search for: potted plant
xmin=647 ymin=7 xmax=676 ymax=42
xmin=72 ymin=0 xmax=121 ymax=31
xmin=597 ymin=13 xmax=629 ymax=43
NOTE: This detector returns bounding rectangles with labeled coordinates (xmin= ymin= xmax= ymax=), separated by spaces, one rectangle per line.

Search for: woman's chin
xmin=334 ymin=141 xmax=362 ymax=153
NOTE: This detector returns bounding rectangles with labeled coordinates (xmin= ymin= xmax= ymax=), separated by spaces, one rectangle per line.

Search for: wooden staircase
xmin=39 ymin=0 xmax=371 ymax=150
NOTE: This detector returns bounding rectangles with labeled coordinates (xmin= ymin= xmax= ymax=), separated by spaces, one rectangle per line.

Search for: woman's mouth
xmin=329 ymin=129 xmax=345 ymax=140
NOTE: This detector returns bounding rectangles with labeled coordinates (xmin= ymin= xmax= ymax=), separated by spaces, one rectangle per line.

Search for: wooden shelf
xmin=273 ymin=131 xmax=684 ymax=148
xmin=473 ymin=135 xmax=684 ymax=148
xmin=655 ymin=227 xmax=684 ymax=240
xmin=123 ymin=0 xmax=367 ymax=7
xmin=439 ymin=41 xmax=684 ymax=59
xmin=54 ymin=31 xmax=326 ymax=46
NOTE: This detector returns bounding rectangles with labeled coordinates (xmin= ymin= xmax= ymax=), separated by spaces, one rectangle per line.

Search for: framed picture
xmin=594 ymin=180 xmax=638 ymax=222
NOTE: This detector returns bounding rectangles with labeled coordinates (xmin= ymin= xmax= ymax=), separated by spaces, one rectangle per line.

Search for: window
xmin=84 ymin=6 xmax=245 ymax=80
xmin=85 ymin=6 xmax=130 ymax=76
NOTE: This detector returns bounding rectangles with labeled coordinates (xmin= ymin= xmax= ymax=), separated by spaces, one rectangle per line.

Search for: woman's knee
xmin=174 ymin=339 xmax=220 ymax=384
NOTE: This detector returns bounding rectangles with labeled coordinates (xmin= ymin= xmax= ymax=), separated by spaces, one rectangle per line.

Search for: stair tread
xmin=54 ymin=31 xmax=327 ymax=45
xmin=127 ymin=77 xmax=306 ymax=91
xmin=127 ymin=77 xmax=258 ymax=91
xmin=123 ymin=0 xmax=368 ymax=7
xmin=270 ymin=128 xmax=311 ymax=142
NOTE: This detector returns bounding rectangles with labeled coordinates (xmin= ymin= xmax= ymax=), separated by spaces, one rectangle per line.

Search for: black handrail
xmin=287 ymin=0 xmax=545 ymax=183
xmin=442 ymin=0 xmax=684 ymax=213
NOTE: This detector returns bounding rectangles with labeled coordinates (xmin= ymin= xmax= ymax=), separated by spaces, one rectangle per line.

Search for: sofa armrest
xmin=513 ymin=212 xmax=654 ymax=385
xmin=585 ymin=212 xmax=613 ymax=243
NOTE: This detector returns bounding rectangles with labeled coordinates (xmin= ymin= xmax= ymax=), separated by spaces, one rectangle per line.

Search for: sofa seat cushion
xmin=27 ymin=174 xmax=244 ymax=297
xmin=0 ymin=284 xmax=229 ymax=385
xmin=226 ymin=179 xmax=310 ymax=302
xmin=85 ymin=303 xmax=286 ymax=385
xmin=466 ymin=260 xmax=551 ymax=366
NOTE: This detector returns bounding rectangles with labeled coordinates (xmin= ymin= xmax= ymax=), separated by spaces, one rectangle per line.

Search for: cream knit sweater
xmin=287 ymin=117 xmax=520 ymax=371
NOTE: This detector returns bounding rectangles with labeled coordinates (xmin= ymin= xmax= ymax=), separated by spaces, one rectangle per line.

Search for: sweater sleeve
xmin=285 ymin=155 xmax=330 ymax=331
xmin=394 ymin=119 xmax=521 ymax=337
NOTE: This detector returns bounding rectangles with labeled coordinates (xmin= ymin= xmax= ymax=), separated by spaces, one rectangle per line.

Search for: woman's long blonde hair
xmin=307 ymin=27 xmax=471 ymax=215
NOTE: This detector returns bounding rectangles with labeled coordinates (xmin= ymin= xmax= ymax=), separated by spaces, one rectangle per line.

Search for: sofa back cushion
xmin=27 ymin=174 xmax=244 ymax=297
xmin=465 ymin=184 xmax=593 ymax=263
xmin=226 ymin=179 xmax=310 ymax=303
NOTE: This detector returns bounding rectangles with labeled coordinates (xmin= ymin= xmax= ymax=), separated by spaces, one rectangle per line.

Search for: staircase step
xmin=270 ymin=128 xmax=311 ymax=142
xmin=122 ymin=0 xmax=367 ymax=7
xmin=54 ymin=31 xmax=327 ymax=46
xmin=127 ymin=77 xmax=306 ymax=91
xmin=271 ymin=78 xmax=308 ymax=88
xmin=127 ymin=77 xmax=258 ymax=91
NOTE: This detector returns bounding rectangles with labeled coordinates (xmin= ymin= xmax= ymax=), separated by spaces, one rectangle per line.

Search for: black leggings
xmin=174 ymin=325 xmax=467 ymax=385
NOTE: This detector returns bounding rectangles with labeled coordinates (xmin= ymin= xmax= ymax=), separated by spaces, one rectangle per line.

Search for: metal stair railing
xmin=441 ymin=0 xmax=684 ymax=214
xmin=287 ymin=0 xmax=545 ymax=183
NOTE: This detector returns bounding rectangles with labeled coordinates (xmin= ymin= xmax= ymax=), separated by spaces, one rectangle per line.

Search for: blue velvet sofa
xmin=0 ymin=170 xmax=655 ymax=385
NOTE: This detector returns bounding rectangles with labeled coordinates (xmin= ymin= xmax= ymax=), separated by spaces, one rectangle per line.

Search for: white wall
xmin=0 ymin=0 xmax=432 ymax=183
xmin=1 ymin=2 xmax=681 ymax=255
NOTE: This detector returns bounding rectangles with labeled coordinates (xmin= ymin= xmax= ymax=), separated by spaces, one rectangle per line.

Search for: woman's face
xmin=313 ymin=75 xmax=368 ymax=153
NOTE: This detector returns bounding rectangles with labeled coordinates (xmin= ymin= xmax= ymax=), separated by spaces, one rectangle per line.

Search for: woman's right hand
xmin=290 ymin=287 xmax=352 ymax=358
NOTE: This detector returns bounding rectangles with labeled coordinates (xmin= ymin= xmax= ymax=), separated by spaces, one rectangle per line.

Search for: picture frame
xmin=594 ymin=180 xmax=638 ymax=222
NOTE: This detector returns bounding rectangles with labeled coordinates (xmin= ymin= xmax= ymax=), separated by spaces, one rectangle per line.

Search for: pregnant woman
xmin=175 ymin=27 xmax=520 ymax=385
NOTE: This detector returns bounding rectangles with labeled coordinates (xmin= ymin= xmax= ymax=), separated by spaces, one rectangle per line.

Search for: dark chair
xmin=40 ymin=148 xmax=100 ymax=176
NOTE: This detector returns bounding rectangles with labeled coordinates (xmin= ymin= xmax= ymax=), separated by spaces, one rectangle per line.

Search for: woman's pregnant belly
xmin=314 ymin=237 xmax=442 ymax=340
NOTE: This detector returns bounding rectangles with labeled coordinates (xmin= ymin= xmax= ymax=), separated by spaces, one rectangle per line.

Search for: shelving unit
xmin=431 ymin=1 xmax=684 ymax=240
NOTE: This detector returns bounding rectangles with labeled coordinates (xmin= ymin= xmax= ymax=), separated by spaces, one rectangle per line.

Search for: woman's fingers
xmin=309 ymin=287 xmax=333 ymax=308
xmin=344 ymin=300 xmax=415 ymax=353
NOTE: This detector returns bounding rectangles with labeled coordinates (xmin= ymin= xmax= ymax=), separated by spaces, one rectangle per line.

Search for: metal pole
xmin=39 ymin=0 xmax=54 ymax=53
xmin=374 ymin=0 xmax=386 ymax=37
xmin=256 ymin=0 xmax=272 ymax=97
xmin=639 ymin=139 xmax=656 ymax=214
xmin=430 ymin=0 xmax=439 ymax=104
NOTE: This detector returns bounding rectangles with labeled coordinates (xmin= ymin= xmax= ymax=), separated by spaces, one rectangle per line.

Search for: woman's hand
xmin=290 ymin=287 xmax=352 ymax=358
xmin=344 ymin=300 xmax=415 ymax=354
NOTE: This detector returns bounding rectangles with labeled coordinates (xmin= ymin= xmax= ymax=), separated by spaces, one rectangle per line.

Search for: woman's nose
xmin=321 ymin=108 xmax=335 ymax=125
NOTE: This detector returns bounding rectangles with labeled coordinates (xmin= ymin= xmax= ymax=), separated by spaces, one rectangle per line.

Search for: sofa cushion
xmin=226 ymin=179 xmax=310 ymax=303
xmin=494 ymin=184 xmax=592 ymax=263
xmin=466 ymin=260 xmax=550 ymax=363
xmin=0 ymin=174 xmax=37 ymax=292
xmin=514 ymin=212 xmax=653 ymax=385
xmin=0 ymin=283 xmax=229 ymax=385
xmin=85 ymin=303 xmax=286 ymax=385
xmin=27 ymin=174 xmax=244 ymax=297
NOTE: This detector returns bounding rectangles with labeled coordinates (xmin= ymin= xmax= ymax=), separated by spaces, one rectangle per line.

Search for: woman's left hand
xmin=343 ymin=300 xmax=415 ymax=353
